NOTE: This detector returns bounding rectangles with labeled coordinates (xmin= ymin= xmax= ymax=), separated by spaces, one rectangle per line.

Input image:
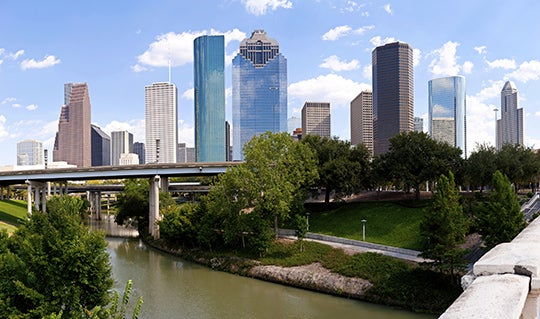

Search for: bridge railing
xmin=439 ymin=215 xmax=540 ymax=319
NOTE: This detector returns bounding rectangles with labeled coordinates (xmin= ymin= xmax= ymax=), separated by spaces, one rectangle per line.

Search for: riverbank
xmin=144 ymin=237 xmax=461 ymax=315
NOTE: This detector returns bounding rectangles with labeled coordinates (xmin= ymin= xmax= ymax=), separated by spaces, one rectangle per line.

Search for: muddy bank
xmin=146 ymin=239 xmax=373 ymax=300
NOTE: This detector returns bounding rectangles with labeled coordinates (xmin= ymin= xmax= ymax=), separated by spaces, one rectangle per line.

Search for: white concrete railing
xmin=439 ymin=216 xmax=540 ymax=319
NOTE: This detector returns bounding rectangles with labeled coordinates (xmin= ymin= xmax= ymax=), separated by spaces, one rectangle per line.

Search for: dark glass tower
xmin=194 ymin=35 xmax=225 ymax=162
xmin=91 ymin=124 xmax=110 ymax=166
xmin=232 ymin=30 xmax=287 ymax=160
xmin=372 ymin=42 xmax=414 ymax=155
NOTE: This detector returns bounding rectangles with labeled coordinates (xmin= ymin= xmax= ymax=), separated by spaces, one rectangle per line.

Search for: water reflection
xmin=106 ymin=238 xmax=436 ymax=319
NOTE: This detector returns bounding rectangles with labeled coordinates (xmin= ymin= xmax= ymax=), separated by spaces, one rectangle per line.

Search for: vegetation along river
xmin=106 ymin=237 xmax=436 ymax=319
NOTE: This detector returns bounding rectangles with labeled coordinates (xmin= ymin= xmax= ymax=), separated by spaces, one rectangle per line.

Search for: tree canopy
xmin=0 ymin=195 xmax=113 ymax=318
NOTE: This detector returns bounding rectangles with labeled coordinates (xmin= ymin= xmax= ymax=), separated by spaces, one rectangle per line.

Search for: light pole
xmin=493 ymin=108 xmax=499 ymax=148
xmin=306 ymin=212 xmax=310 ymax=232
xmin=361 ymin=219 xmax=367 ymax=241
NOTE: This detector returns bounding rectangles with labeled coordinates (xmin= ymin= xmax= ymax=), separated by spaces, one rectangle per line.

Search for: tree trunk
xmin=274 ymin=215 xmax=279 ymax=240
xmin=415 ymin=185 xmax=421 ymax=201
xmin=325 ymin=187 xmax=331 ymax=204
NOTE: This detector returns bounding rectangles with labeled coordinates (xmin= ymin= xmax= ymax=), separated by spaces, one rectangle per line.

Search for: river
xmin=106 ymin=237 xmax=436 ymax=319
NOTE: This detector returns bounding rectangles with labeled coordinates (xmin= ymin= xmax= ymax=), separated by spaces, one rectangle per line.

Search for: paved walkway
xmin=278 ymin=229 xmax=428 ymax=263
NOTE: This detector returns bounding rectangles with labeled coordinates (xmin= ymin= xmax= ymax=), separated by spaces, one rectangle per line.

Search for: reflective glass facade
xmin=232 ymin=30 xmax=287 ymax=160
xmin=497 ymin=81 xmax=523 ymax=149
xmin=17 ymin=140 xmax=43 ymax=166
xmin=194 ymin=35 xmax=225 ymax=162
xmin=428 ymin=76 xmax=466 ymax=155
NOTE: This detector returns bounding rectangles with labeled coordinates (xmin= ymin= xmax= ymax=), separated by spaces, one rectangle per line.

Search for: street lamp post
xmin=306 ymin=212 xmax=310 ymax=232
xmin=361 ymin=219 xmax=367 ymax=241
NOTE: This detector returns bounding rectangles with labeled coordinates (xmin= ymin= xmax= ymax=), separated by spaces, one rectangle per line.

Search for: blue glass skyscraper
xmin=194 ymin=35 xmax=226 ymax=162
xmin=232 ymin=30 xmax=287 ymax=160
xmin=428 ymin=75 xmax=467 ymax=156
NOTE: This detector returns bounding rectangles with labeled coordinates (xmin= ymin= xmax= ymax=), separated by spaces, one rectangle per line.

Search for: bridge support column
xmin=41 ymin=185 xmax=46 ymax=212
xmin=26 ymin=181 xmax=32 ymax=216
xmin=95 ymin=191 xmax=102 ymax=220
xmin=149 ymin=175 xmax=161 ymax=239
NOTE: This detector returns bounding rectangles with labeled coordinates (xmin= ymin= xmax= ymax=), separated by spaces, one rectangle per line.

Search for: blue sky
xmin=1 ymin=0 xmax=540 ymax=166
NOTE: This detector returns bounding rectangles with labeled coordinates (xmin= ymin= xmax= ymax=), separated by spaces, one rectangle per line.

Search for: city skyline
xmin=1 ymin=1 xmax=540 ymax=164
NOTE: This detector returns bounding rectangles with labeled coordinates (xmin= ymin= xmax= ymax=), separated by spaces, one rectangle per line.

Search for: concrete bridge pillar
xmin=95 ymin=191 xmax=102 ymax=220
xmin=149 ymin=175 xmax=161 ymax=239
xmin=26 ymin=180 xmax=32 ymax=216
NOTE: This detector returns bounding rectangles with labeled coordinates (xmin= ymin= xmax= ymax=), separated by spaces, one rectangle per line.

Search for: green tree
xmin=115 ymin=179 xmax=149 ymax=230
xmin=476 ymin=170 xmax=526 ymax=249
xmin=383 ymin=131 xmax=463 ymax=200
xmin=466 ymin=143 xmax=497 ymax=192
xmin=302 ymin=135 xmax=371 ymax=203
xmin=204 ymin=132 xmax=318 ymax=252
xmin=420 ymin=172 xmax=468 ymax=281
xmin=0 ymin=195 xmax=113 ymax=318
xmin=495 ymin=144 xmax=539 ymax=192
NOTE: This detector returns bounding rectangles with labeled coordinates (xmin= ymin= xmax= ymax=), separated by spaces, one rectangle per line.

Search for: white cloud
xmin=413 ymin=48 xmax=422 ymax=67
xmin=486 ymin=58 xmax=516 ymax=70
xmin=0 ymin=115 xmax=8 ymax=140
xmin=383 ymin=4 xmax=393 ymax=15
xmin=241 ymin=0 xmax=292 ymax=16
xmin=133 ymin=28 xmax=246 ymax=71
xmin=1 ymin=97 xmax=16 ymax=104
xmin=12 ymin=103 xmax=21 ymax=108
xmin=369 ymin=36 xmax=396 ymax=47
xmin=288 ymin=74 xmax=371 ymax=109
xmin=353 ymin=25 xmax=375 ymax=35
xmin=463 ymin=61 xmax=474 ymax=74
xmin=506 ymin=60 xmax=540 ymax=83
xmin=25 ymin=104 xmax=38 ymax=111
xmin=102 ymin=120 xmax=146 ymax=143
xmin=20 ymin=55 xmax=61 ymax=70
xmin=182 ymin=88 xmax=194 ymax=100
xmin=428 ymin=41 xmax=461 ymax=76
xmin=322 ymin=25 xmax=352 ymax=41
xmin=362 ymin=64 xmax=371 ymax=79
xmin=319 ymin=55 xmax=360 ymax=72
xmin=177 ymin=120 xmax=194 ymax=146
xmin=341 ymin=1 xmax=366 ymax=13
xmin=474 ymin=46 xmax=487 ymax=55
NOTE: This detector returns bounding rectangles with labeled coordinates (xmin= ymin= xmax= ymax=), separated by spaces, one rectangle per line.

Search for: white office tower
xmin=111 ymin=131 xmax=133 ymax=166
xmin=145 ymin=82 xmax=178 ymax=163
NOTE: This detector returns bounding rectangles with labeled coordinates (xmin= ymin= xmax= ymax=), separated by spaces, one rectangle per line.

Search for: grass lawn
xmin=0 ymin=199 xmax=28 ymax=227
xmin=308 ymin=201 xmax=427 ymax=250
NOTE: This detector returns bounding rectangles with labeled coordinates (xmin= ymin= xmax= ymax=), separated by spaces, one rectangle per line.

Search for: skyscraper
xmin=133 ymin=142 xmax=146 ymax=164
xmin=111 ymin=131 xmax=133 ymax=166
xmin=91 ymin=125 xmax=110 ymax=166
xmin=496 ymin=81 xmax=523 ymax=149
xmin=53 ymin=83 xmax=92 ymax=167
xmin=17 ymin=140 xmax=43 ymax=166
xmin=372 ymin=42 xmax=414 ymax=155
xmin=414 ymin=117 xmax=424 ymax=132
xmin=194 ymin=35 xmax=226 ymax=162
xmin=428 ymin=76 xmax=467 ymax=155
xmin=232 ymin=29 xmax=287 ymax=160
xmin=145 ymin=82 xmax=178 ymax=163
xmin=302 ymin=102 xmax=331 ymax=138
xmin=350 ymin=90 xmax=373 ymax=155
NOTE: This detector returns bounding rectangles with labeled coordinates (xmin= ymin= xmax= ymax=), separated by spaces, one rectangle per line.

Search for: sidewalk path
xmin=279 ymin=229 xmax=428 ymax=263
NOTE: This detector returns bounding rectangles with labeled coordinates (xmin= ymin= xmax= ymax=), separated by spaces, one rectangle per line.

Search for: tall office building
xmin=496 ymin=81 xmax=523 ymax=149
xmin=145 ymin=82 xmax=178 ymax=163
xmin=111 ymin=131 xmax=133 ymax=166
xmin=91 ymin=125 xmax=110 ymax=166
xmin=133 ymin=142 xmax=145 ymax=164
xmin=53 ymin=83 xmax=92 ymax=167
xmin=301 ymin=102 xmax=331 ymax=138
xmin=177 ymin=143 xmax=196 ymax=163
xmin=372 ymin=42 xmax=414 ymax=155
xmin=232 ymin=29 xmax=287 ymax=160
xmin=350 ymin=90 xmax=373 ymax=155
xmin=414 ymin=117 xmax=424 ymax=132
xmin=194 ymin=35 xmax=226 ymax=162
xmin=17 ymin=140 xmax=43 ymax=166
xmin=428 ymin=76 xmax=467 ymax=155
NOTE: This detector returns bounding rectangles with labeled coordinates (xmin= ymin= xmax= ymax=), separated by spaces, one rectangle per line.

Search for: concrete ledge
xmin=474 ymin=242 xmax=540 ymax=277
xmin=439 ymin=274 xmax=530 ymax=319
xmin=513 ymin=217 xmax=540 ymax=243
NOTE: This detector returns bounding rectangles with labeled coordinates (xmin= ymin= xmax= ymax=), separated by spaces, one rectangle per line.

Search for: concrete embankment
xmin=146 ymin=239 xmax=373 ymax=300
